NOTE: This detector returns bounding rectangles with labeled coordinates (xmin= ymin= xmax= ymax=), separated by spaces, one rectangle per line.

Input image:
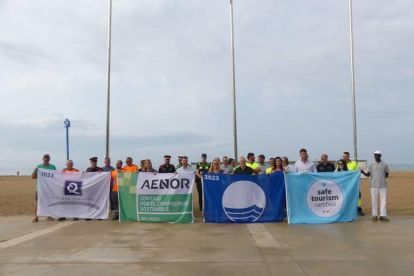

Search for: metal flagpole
xmin=64 ymin=119 xmax=71 ymax=160
xmin=105 ymin=0 xmax=112 ymax=158
xmin=230 ymin=0 xmax=238 ymax=163
xmin=348 ymin=0 xmax=358 ymax=161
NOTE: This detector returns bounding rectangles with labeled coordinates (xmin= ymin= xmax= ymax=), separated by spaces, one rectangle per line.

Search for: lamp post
xmin=64 ymin=119 xmax=71 ymax=160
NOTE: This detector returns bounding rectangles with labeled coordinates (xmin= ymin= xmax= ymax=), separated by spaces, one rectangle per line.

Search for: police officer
xmin=176 ymin=156 xmax=183 ymax=169
xmin=195 ymin=153 xmax=210 ymax=211
xmin=158 ymin=155 xmax=176 ymax=173
xmin=111 ymin=160 xmax=124 ymax=221
xmin=85 ymin=157 xmax=103 ymax=221
xmin=86 ymin=157 xmax=103 ymax=172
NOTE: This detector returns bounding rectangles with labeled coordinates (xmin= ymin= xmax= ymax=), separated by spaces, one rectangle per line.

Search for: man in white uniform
xmin=361 ymin=151 xmax=390 ymax=222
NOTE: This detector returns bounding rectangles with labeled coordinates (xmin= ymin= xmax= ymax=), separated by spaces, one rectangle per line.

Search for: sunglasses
xmin=338 ymin=163 xmax=344 ymax=165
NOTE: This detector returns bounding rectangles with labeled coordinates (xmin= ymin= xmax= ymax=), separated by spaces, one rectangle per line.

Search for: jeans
xmin=110 ymin=191 xmax=119 ymax=216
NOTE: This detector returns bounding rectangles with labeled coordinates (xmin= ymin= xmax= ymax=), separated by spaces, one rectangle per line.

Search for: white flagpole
xmin=348 ymin=0 xmax=358 ymax=161
xmin=230 ymin=0 xmax=238 ymax=163
xmin=105 ymin=0 xmax=112 ymax=158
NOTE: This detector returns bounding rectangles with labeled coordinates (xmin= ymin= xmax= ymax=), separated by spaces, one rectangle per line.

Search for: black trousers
xmin=357 ymin=190 xmax=363 ymax=212
xmin=196 ymin=179 xmax=203 ymax=210
xmin=110 ymin=191 xmax=119 ymax=215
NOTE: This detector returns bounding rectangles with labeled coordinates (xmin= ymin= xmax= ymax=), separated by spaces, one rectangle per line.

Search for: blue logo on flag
xmin=64 ymin=181 xmax=83 ymax=196
xmin=203 ymin=173 xmax=285 ymax=223
xmin=286 ymin=171 xmax=360 ymax=224
xmin=222 ymin=180 xmax=266 ymax=222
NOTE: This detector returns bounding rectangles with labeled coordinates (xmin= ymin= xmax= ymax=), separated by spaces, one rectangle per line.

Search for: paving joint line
xmin=0 ymin=221 xmax=77 ymax=251
xmin=261 ymin=224 xmax=309 ymax=276
xmin=245 ymin=223 xmax=277 ymax=275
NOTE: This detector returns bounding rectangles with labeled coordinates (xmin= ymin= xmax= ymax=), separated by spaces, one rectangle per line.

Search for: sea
xmin=0 ymin=164 xmax=413 ymax=176
xmin=389 ymin=164 xmax=414 ymax=171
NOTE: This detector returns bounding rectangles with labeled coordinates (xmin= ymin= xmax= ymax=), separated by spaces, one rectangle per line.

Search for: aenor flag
xmin=118 ymin=172 xmax=195 ymax=223
xmin=37 ymin=169 xmax=110 ymax=219
xmin=286 ymin=171 xmax=360 ymax=224
xmin=203 ymin=173 xmax=286 ymax=223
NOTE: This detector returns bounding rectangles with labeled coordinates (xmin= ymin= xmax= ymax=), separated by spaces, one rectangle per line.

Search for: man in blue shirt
xmin=102 ymin=158 xmax=115 ymax=217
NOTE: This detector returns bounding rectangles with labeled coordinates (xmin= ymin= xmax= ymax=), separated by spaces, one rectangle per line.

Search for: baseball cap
xmin=373 ymin=150 xmax=382 ymax=155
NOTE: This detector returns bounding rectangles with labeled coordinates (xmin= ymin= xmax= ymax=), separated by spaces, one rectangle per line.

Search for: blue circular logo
xmin=222 ymin=181 xmax=266 ymax=222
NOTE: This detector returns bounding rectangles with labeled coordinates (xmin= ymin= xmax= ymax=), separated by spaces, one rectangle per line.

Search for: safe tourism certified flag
xmin=37 ymin=169 xmax=110 ymax=219
xmin=118 ymin=172 xmax=195 ymax=223
xmin=203 ymin=173 xmax=286 ymax=223
xmin=286 ymin=171 xmax=360 ymax=224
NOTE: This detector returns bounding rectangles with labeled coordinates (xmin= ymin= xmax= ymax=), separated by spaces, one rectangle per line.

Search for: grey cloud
xmin=0 ymin=114 xmax=100 ymax=136
xmin=0 ymin=39 xmax=52 ymax=65
xmin=0 ymin=0 xmax=413 ymax=171
xmin=0 ymin=116 xmax=215 ymax=153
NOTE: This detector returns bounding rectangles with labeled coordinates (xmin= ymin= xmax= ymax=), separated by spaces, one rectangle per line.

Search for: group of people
xmin=32 ymin=148 xmax=390 ymax=223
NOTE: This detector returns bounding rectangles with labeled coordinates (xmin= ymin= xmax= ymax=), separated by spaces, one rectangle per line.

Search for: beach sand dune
xmin=1 ymin=172 xmax=413 ymax=217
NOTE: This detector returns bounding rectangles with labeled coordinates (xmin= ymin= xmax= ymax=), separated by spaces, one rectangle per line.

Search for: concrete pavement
xmin=0 ymin=216 xmax=413 ymax=276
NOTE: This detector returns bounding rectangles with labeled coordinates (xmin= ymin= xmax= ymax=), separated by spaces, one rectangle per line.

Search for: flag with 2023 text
xmin=37 ymin=169 xmax=110 ymax=219
xmin=203 ymin=173 xmax=286 ymax=223
xmin=118 ymin=172 xmax=195 ymax=223
xmin=286 ymin=171 xmax=360 ymax=224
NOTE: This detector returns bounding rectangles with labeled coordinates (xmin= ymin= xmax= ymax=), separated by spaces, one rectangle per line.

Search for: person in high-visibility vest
xmin=266 ymin=158 xmax=275 ymax=174
xmin=176 ymin=156 xmax=183 ymax=170
xmin=59 ymin=160 xmax=80 ymax=222
xmin=123 ymin=157 xmax=139 ymax=172
xmin=246 ymin=153 xmax=262 ymax=173
xmin=340 ymin=152 xmax=365 ymax=216
xmin=229 ymin=158 xmax=237 ymax=171
xmin=195 ymin=153 xmax=210 ymax=211
xmin=62 ymin=160 xmax=80 ymax=172
xmin=111 ymin=160 xmax=125 ymax=221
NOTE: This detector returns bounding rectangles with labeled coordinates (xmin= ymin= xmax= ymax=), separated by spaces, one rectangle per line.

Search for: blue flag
xmin=286 ymin=171 xmax=360 ymax=224
xmin=203 ymin=172 xmax=285 ymax=223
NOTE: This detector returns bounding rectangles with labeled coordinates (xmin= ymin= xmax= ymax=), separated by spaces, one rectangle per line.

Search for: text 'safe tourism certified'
xmin=306 ymin=180 xmax=344 ymax=217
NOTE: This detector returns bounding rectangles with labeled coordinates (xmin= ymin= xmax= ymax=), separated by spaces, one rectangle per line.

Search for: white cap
xmin=373 ymin=150 xmax=382 ymax=155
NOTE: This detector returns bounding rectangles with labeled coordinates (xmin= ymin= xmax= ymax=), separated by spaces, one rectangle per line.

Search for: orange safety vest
xmin=123 ymin=165 xmax=139 ymax=172
xmin=111 ymin=169 xmax=125 ymax=191
xmin=62 ymin=168 xmax=80 ymax=172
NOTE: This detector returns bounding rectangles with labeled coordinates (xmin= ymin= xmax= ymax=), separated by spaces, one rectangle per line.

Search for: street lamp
xmin=64 ymin=119 xmax=71 ymax=160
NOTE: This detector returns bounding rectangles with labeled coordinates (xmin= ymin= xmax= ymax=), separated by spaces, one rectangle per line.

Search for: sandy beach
xmin=1 ymin=173 xmax=414 ymax=276
xmin=1 ymin=172 xmax=413 ymax=217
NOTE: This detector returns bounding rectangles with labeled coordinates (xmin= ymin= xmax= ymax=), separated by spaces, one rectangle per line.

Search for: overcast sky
xmin=1 ymin=0 xmax=413 ymax=174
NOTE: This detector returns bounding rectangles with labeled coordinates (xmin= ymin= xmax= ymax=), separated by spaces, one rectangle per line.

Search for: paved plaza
xmin=0 ymin=215 xmax=413 ymax=276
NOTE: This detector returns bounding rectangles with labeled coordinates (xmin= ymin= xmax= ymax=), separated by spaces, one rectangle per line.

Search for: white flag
xmin=37 ymin=169 xmax=110 ymax=219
